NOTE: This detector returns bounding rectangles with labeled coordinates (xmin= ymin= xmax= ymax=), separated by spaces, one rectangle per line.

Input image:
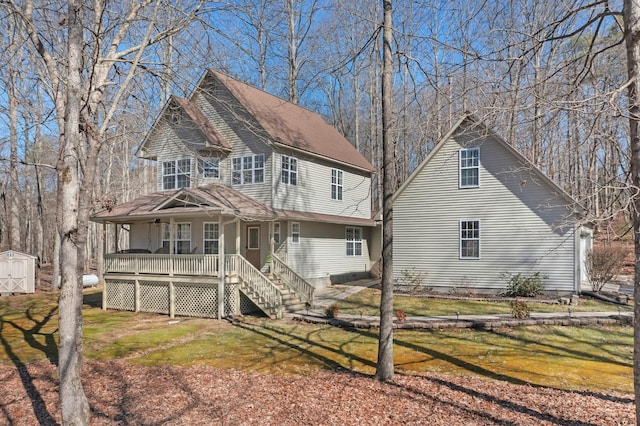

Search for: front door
xmin=246 ymin=226 xmax=261 ymax=269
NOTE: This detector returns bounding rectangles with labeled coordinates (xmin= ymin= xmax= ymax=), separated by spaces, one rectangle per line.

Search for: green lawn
xmin=0 ymin=289 xmax=633 ymax=393
xmin=337 ymin=288 xmax=633 ymax=316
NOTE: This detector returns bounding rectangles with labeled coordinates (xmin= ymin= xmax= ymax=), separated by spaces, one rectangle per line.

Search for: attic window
xmin=163 ymin=159 xmax=191 ymax=190
xmin=459 ymin=147 xmax=480 ymax=188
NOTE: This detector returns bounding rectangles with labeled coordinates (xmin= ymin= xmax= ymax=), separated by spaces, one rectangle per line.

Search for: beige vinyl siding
xmin=192 ymin=82 xmax=273 ymax=205
xmin=272 ymin=152 xmax=372 ymax=218
xmin=394 ymin=130 xmax=578 ymax=293
xmin=287 ymin=221 xmax=372 ymax=280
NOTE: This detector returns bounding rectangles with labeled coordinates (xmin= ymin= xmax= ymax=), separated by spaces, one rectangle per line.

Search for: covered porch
xmin=91 ymin=184 xmax=314 ymax=319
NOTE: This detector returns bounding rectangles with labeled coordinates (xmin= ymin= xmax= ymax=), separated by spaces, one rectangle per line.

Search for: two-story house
xmin=91 ymin=69 xmax=378 ymax=319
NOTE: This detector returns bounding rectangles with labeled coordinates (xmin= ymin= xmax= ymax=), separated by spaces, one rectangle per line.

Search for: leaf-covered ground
xmin=1 ymin=360 xmax=634 ymax=425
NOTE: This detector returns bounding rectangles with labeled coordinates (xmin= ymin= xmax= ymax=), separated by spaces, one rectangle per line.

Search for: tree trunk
xmin=57 ymin=0 xmax=90 ymax=423
xmin=623 ymin=0 xmax=640 ymax=422
xmin=9 ymin=87 xmax=21 ymax=251
xmin=375 ymin=0 xmax=395 ymax=383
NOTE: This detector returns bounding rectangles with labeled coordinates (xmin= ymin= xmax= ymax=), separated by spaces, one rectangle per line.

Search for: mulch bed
xmin=1 ymin=360 xmax=634 ymax=425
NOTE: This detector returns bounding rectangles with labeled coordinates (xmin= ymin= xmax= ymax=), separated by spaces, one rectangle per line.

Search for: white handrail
xmin=272 ymin=254 xmax=314 ymax=304
xmin=231 ymin=254 xmax=282 ymax=313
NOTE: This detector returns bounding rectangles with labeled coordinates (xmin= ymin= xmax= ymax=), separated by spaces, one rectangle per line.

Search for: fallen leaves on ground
xmin=0 ymin=360 xmax=633 ymax=425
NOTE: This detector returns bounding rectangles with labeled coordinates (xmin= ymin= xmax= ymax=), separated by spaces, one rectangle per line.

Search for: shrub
xmin=396 ymin=267 xmax=429 ymax=293
xmin=585 ymin=244 xmax=627 ymax=292
xmin=325 ymin=303 xmax=339 ymax=318
xmin=395 ymin=309 xmax=407 ymax=323
xmin=510 ymin=300 xmax=530 ymax=319
xmin=501 ymin=272 xmax=547 ymax=297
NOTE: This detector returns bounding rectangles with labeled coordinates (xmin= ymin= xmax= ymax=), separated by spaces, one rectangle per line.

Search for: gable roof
xmin=138 ymin=96 xmax=231 ymax=159
xmin=174 ymin=97 xmax=232 ymax=151
xmin=394 ymin=114 xmax=587 ymax=217
xmin=204 ymin=70 xmax=376 ymax=173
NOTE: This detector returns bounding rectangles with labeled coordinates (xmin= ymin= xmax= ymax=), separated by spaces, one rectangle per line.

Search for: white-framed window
xmin=199 ymin=157 xmax=220 ymax=179
xmin=162 ymin=158 xmax=191 ymax=190
xmin=232 ymin=154 xmax=264 ymax=185
xmin=459 ymin=147 xmax=480 ymax=188
xmin=281 ymin=155 xmax=298 ymax=185
xmin=331 ymin=169 xmax=343 ymax=200
xmin=162 ymin=222 xmax=192 ymax=254
xmin=346 ymin=226 xmax=363 ymax=256
xmin=203 ymin=222 xmax=219 ymax=254
xmin=460 ymin=220 xmax=480 ymax=259
xmin=291 ymin=222 xmax=300 ymax=244
xmin=273 ymin=222 xmax=281 ymax=244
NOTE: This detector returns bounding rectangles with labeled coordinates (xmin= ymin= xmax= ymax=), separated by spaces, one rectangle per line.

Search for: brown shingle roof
xmin=208 ymin=70 xmax=376 ymax=173
xmin=174 ymin=97 xmax=232 ymax=151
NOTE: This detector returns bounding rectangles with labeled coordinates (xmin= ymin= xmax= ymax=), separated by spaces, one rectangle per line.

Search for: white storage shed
xmin=0 ymin=250 xmax=36 ymax=294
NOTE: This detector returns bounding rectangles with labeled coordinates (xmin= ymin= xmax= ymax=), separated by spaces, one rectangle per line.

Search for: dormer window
xmin=199 ymin=157 xmax=220 ymax=179
xmin=281 ymin=155 xmax=298 ymax=185
xmin=459 ymin=147 xmax=480 ymax=188
xmin=163 ymin=159 xmax=191 ymax=190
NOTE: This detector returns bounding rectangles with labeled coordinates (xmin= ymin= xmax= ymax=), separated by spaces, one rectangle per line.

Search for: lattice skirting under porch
xmin=103 ymin=277 xmax=255 ymax=318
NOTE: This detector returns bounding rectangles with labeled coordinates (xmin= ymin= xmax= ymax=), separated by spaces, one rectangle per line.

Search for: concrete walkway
xmin=289 ymin=279 xmax=634 ymax=330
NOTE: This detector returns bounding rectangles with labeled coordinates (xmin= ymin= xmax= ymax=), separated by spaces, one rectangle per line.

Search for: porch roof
xmin=91 ymin=183 xmax=277 ymax=224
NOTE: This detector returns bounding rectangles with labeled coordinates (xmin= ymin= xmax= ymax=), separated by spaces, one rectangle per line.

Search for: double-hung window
xmin=232 ymin=154 xmax=264 ymax=185
xmin=162 ymin=222 xmax=192 ymax=254
xmin=459 ymin=148 xmax=480 ymax=188
xmin=291 ymin=222 xmax=300 ymax=244
xmin=331 ymin=169 xmax=343 ymax=200
xmin=162 ymin=159 xmax=191 ymax=190
xmin=460 ymin=220 xmax=480 ymax=259
xmin=203 ymin=223 xmax=219 ymax=254
xmin=346 ymin=227 xmax=363 ymax=256
xmin=281 ymin=155 xmax=298 ymax=185
xmin=199 ymin=157 xmax=219 ymax=179
xmin=273 ymin=222 xmax=281 ymax=244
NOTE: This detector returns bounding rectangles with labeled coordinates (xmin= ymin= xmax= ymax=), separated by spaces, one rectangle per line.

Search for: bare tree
xmin=376 ymin=0 xmax=395 ymax=383
xmin=1 ymin=0 xmax=206 ymax=422
xmin=623 ymin=0 xmax=640 ymax=419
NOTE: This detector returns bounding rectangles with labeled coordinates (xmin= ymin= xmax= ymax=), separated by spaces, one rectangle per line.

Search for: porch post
xmin=218 ymin=215 xmax=225 ymax=320
xmin=270 ymin=221 xmax=275 ymax=271
xmin=235 ymin=218 xmax=241 ymax=255
xmin=169 ymin=217 xmax=175 ymax=255
xmin=114 ymin=224 xmax=119 ymax=252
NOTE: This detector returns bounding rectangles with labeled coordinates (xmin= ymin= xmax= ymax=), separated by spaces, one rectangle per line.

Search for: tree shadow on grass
xmin=0 ymin=305 xmax=59 ymax=425
xmin=230 ymin=318 xmax=377 ymax=372
xmin=83 ymin=291 xmax=102 ymax=308
xmin=348 ymin=326 xmax=633 ymax=405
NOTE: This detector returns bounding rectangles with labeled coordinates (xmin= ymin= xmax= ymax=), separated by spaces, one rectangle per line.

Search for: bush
xmin=510 ymin=300 xmax=530 ymax=319
xmin=501 ymin=272 xmax=547 ymax=297
xmin=395 ymin=309 xmax=407 ymax=323
xmin=325 ymin=303 xmax=339 ymax=318
xmin=396 ymin=267 xmax=429 ymax=293
xmin=585 ymin=244 xmax=627 ymax=292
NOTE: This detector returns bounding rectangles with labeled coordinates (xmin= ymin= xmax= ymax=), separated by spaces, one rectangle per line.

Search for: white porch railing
xmin=231 ymin=254 xmax=282 ymax=316
xmin=104 ymin=254 xmax=220 ymax=276
xmin=272 ymin=254 xmax=314 ymax=305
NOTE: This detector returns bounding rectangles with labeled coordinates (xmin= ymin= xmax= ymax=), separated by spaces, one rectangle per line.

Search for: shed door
xmin=0 ymin=257 xmax=27 ymax=292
